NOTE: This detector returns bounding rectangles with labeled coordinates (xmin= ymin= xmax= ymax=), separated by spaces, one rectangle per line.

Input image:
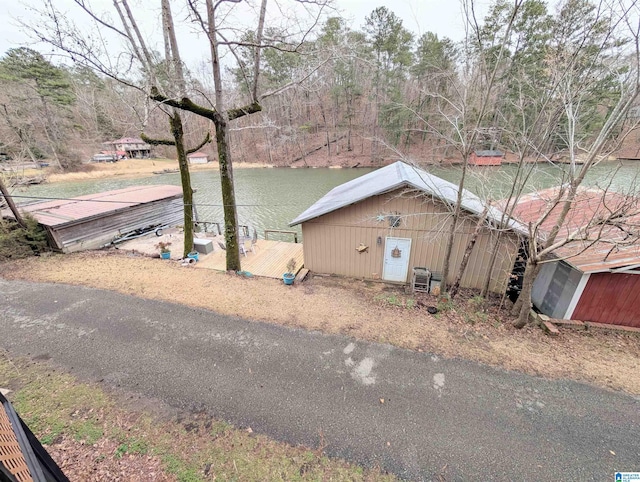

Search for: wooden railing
xmin=264 ymin=229 xmax=298 ymax=243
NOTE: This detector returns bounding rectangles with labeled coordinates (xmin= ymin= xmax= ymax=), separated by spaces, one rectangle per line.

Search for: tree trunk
xmin=169 ymin=112 xmax=195 ymax=257
xmin=440 ymin=159 xmax=469 ymax=292
xmin=0 ymin=176 xmax=26 ymax=228
xmin=449 ymin=206 xmax=489 ymax=300
xmin=347 ymin=94 xmax=353 ymax=152
xmin=206 ymin=0 xmax=242 ymax=272
xmin=214 ymin=112 xmax=241 ymax=272
xmin=513 ymin=257 xmax=539 ymax=328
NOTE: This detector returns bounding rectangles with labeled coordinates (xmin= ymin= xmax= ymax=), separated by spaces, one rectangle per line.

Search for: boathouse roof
xmin=7 ymin=185 xmax=182 ymax=228
xmin=511 ymin=186 xmax=640 ymax=272
xmin=2 ymin=185 xmax=184 ymax=253
xmin=289 ymin=161 xmax=526 ymax=233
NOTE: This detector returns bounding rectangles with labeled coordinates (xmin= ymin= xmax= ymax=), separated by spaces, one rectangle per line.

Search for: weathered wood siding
xmin=54 ymin=198 xmax=183 ymax=253
xmin=301 ymin=189 xmax=519 ymax=293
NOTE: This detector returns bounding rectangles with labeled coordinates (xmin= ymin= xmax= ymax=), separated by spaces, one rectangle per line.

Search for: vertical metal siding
xmin=301 ymin=189 xmax=518 ymax=292
xmin=572 ymin=273 xmax=640 ymax=327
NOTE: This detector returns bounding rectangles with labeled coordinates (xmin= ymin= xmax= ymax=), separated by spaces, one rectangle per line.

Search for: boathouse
xmin=512 ymin=187 xmax=640 ymax=327
xmin=289 ymin=161 xmax=525 ymax=292
xmin=468 ymin=150 xmax=503 ymax=166
xmin=2 ymin=185 xmax=183 ymax=253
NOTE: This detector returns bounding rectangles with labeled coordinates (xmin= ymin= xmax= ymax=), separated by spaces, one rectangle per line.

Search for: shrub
xmin=0 ymin=215 xmax=49 ymax=260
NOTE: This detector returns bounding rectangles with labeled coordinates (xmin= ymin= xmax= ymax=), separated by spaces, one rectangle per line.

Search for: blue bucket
xmin=160 ymin=251 xmax=171 ymax=260
xmin=187 ymin=251 xmax=199 ymax=262
xmin=283 ymin=273 xmax=295 ymax=285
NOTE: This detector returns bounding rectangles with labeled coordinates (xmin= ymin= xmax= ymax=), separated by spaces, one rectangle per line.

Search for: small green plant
xmin=155 ymin=241 xmax=172 ymax=254
xmin=114 ymin=443 xmax=128 ymax=459
xmin=114 ymin=438 xmax=148 ymax=458
xmin=437 ymin=293 xmax=454 ymax=312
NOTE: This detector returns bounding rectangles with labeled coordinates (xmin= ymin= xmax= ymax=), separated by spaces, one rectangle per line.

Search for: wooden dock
xmin=195 ymin=239 xmax=304 ymax=279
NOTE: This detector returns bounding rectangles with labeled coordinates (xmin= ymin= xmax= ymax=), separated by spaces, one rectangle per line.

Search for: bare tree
xmin=509 ymin=0 xmax=640 ymax=327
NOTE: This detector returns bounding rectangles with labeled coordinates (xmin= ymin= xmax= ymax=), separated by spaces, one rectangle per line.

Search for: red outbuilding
xmin=468 ymin=150 xmax=503 ymax=166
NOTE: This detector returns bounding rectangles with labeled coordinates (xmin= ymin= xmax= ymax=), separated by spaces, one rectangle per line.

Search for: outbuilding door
xmin=383 ymin=237 xmax=412 ymax=282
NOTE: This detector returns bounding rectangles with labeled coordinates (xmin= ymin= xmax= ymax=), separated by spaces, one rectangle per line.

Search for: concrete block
xmin=193 ymin=238 xmax=214 ymax=255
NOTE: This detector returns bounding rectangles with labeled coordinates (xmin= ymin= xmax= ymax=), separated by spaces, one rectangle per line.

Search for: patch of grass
xmin=114 ymin=438 xmax=148 ymax=458
xmin=73 ymin=420 xmax=103 ymax=445
xmin=0 ymin=354 xmax=396 ymax=481
xmin=375 ymin=294 xmax=415 ymax=309
xmin=162 ymin=454 xmax=202 ymax=482
xmin=114 ymin=443 xmax=128 ymax=459
xmin=210 ymin=420 xmax=232 ymax=437
xmin=9 ymin=370 xmax=111 ymax=440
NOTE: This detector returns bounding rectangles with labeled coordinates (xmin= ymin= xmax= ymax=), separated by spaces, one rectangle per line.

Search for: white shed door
xmin=382 ymin=237 xmax=412 ymax=282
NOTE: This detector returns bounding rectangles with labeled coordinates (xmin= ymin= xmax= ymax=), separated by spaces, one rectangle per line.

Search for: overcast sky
xmin=0 ymin=0 xmax=490 ymax=66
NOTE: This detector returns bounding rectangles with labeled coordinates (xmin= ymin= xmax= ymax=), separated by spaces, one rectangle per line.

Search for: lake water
xmin=16 ymin=160 xmax=640 ymax=240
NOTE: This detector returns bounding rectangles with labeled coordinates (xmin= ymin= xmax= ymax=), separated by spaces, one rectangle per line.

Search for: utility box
xmin=412 ymin=267 xmax=431 ymax=294
xmin=193 ymin=238 xmax=214 ymax=255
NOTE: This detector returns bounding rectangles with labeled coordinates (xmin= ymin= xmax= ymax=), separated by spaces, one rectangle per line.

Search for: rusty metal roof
xmin=510 ymin=186 xmax=640 ymax=272
xmin=4 ymin=185 xmax=183 ymax=228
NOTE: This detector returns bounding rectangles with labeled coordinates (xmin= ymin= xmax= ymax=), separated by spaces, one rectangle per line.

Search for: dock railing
xmin=264 ymin=229 xmax=298 ymax=243
xmin=194 ymin=222 xmax=249 ymax=238
xmin=194 ymin=221 xmax=221 ymax=235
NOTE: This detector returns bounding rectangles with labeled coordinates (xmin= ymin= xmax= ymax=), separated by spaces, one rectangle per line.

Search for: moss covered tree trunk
xmin=214 ymin=112 xmax=241 ymax=272
xmin=169 ymin=112 xmax=194 ymax=258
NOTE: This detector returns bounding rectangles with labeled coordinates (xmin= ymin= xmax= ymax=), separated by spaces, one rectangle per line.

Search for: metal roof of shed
xmin=289 ymin=161 xmax=527 ymax=233
xmin=474 ymin=150 xmax=503 ymax=156
xmin=4 ymin=185 xmax=183 ymax=228
xmin=510 ymin=186 xmax=640 ymax=273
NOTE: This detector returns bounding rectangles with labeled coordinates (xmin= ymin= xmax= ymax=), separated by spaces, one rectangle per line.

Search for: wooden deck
xmin=195 ymin=239 xmax=304 ymax=279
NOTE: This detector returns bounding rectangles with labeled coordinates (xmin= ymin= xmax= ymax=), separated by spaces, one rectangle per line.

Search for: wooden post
xmin=0 ymin=176 xmax=26 ymax=228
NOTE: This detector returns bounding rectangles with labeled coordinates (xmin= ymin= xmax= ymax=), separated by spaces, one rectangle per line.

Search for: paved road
xmin=1 ymin=279 xmax=638 ymax=481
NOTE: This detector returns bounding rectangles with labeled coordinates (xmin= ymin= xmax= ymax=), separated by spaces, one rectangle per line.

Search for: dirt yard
xmin=2 ymin=250 xmax=639 ymax=395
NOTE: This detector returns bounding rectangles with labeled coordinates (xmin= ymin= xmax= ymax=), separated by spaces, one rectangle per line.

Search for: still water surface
xmin=18 ymin=161 xmax=640 ymax=240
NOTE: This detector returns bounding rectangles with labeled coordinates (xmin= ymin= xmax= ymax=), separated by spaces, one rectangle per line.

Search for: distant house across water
xmin=187 ymin=151 xmax=209 ymax=164
xmin=102 ymin=137 xmax=152 ymax=159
